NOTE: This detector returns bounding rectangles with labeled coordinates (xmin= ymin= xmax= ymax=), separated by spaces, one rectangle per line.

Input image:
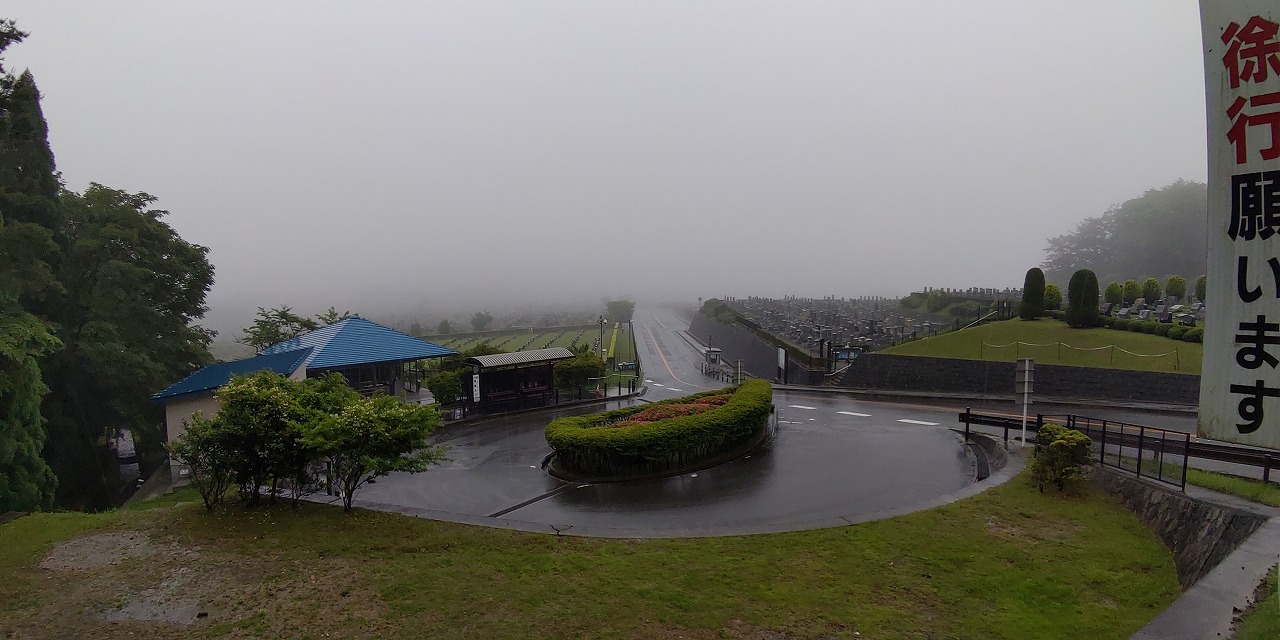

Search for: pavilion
xmin=151 ymin=317 xmax=455 ymax=480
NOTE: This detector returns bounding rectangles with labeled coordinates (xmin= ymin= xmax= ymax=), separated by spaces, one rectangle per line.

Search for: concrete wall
xmin=687 ymin=315 xmax=1200 ymax=404
xmin=838 ymin=353 xmax=1200 ymax=404
xmin=689 ymin=314 xmax=826 ymax=384
xmin=164 ymin=391 xmax=220 ymax=485
xmin=1093 ymin=468 xmax=1267 ymax=588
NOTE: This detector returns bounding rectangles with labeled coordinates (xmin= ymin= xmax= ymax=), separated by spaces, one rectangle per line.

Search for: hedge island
xmin=544 ymin=379 xmax=774 ymax=480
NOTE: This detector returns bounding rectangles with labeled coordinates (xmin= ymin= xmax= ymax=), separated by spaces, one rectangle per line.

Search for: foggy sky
xmin=5 ymin=2 xmax=1208 ymax=332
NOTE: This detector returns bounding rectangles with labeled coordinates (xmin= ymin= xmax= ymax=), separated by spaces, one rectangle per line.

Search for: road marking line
xmin=837 ymin=411 xmax=871 ymax=417
xmin=653 ymin=383 xmax=665 ymax=387
xmin=644 ymin=379 xmax=653 ymax=383
xmin=897 ymin=419 xmax=939 ymax=426
xmin=789 ymin=405 xmax=817 ymax=410
xmin=667 ymin=388 xmax=682 ymax=392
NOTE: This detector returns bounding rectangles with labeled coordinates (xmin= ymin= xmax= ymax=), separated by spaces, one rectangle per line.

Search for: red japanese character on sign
xmin=1227 ymin=92 xmax=1280 ymax=163
xmin=1222 ymin=16 xmax=1280 ymax=89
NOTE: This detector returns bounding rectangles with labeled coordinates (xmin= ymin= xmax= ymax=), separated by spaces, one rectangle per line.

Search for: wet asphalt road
xmin=356 ymin=308 xmax=981 ymax=535
xmin=354 ymin=307 xmax=1210 ymax=535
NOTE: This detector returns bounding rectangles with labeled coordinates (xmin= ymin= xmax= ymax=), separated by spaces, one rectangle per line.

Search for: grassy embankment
xmin=882 ymin=319 xmax=1202 ymax=374
xmin=1 ymin=471 xmax=1178 ymax=640
xmin=1236 ymin=566 xmax=1280 ymax=640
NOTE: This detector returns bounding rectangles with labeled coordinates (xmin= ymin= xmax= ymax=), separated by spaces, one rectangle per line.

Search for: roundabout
xmin=343 ymin=307 xmax=1013 ymax=538
xmin=347 ymin=388 xmax=1009 ymax=537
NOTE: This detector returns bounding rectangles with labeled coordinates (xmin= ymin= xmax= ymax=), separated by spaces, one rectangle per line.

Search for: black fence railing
xmin=1048 ymin=414 xmax=1190 ymax=491
xmin=958 ymin=409 xmax=1280 ymax=493
xmin=957 ymin=409 xmax=1189 ymax=491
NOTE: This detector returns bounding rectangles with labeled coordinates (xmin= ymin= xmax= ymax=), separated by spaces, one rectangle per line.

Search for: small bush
xmin=1141 ymin=322 xmax=1159 ymax=334
xmin=1031 ymin=423 xmax=1093 ymax=492
xmin=1154 ymin=323 xmax=1172 ymax=337
xmin=1183 ymin=327 xmax=1204 ymax=342
xmin=1111 ymin=318 xmax=1131 ymax=331
xmin=1128 ymin=322 xmax=1144 ymax=333
xmin=1046 ymin=310 xmax=1065 ymax=320
xmin=1167 ymin=326 xmax=1186 ymax=340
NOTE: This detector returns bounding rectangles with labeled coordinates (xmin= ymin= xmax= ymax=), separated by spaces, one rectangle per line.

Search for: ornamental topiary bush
xmin=1183 ymin=327 xmax=1204 ymax=343
xmin=545 ymin=379 xmax=774 ymax=479
xmin=1031 ymin=423 xmax=1093 ymax=492
xmin=1020 ymin=268 xmax=1046 ymax=320
xmin=1168 ymin=326 xmax=1186 ymax=340
xmin=1155 ymin=323 xmax=1172 ymax=337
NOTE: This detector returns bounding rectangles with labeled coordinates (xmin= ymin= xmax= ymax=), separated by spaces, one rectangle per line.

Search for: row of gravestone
xmin=1103 ymin=298 xmax=1204 ymax=326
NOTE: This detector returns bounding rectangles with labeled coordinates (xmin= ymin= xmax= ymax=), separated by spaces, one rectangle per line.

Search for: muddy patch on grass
xmin=23 ymin=526 xmax=392 ymax=638
xmin=40 ymin=531 xmax=188 ymax=571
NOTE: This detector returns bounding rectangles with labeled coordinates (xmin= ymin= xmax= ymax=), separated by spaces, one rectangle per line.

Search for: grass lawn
xmin=1236 ymin=566 xmax=1280 ymax=640
xmin=1 ymin=470 xmax=1179 ymax=640
xmin=882 ymin=319 xmax=1203 ymax=374
xmin=1185 ymin=468 xmax=1280 ymax=508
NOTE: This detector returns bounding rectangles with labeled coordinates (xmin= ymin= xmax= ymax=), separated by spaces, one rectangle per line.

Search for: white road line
xmin=789 ymin=405 xmax=817 ymax=410
xmin=644 ymin=379 xmax=653 ymax=383
xmin=837 ymin=411 xmax=871 ymax=417
xmin=653 ymin=383 xmax=664 ymax=387
xmin=667 ymin=388 xmax=682 ymax=392
xmin=897 ymin=419 xmax=939 ymax=426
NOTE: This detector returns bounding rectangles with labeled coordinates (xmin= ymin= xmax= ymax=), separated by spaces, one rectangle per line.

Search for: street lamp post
xmin=598 ymin=314 xmax=606 ymax=364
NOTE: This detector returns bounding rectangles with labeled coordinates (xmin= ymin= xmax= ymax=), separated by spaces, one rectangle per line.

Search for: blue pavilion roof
xmin=150 ymin=347 xmax=312 ymax=402
xmin=258 ymin=316 xmax=456 ymax=371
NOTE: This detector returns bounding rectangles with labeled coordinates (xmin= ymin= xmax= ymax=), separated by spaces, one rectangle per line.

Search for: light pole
xmin=598 ymin=314 xmax=606 ymax=364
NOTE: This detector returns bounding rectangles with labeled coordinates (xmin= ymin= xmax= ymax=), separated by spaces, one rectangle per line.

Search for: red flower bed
xmin=609 ymin=394 xmax=732 ymax=428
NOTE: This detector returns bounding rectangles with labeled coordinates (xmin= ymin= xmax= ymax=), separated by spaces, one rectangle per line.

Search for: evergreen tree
xmin=1165 ymin=275 xmax=1187 ymax=300
xmin=1195 ymin=275 xmax=1207 ymax=302
xmin=1066 ymin=269 xmax=1100 ymax=328
xmin=1123 ymin=279 xmax=1140 ymax=305
xmin=1104 ymin=282 xmax=1123 ymax=305
xmin=41 ymin=186 xmax=215 ymax=509
xmin=1019 ymin=268 xmax=1045 ymax=320
xmin=1141 ymin=277 xmax=1162 ymax=303
xmin=0 ymin=21 xmax=59 ymax=511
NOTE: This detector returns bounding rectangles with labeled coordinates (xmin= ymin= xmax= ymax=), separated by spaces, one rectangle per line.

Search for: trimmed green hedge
xmin=545 ymin=379 xmax=774 ymax=479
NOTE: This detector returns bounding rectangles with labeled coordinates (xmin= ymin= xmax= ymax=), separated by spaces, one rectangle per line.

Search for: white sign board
xmin=1199 ymin=1 xmax=1280 ymax=448
xmin=472 ymin=373 xmax=480 ymax=403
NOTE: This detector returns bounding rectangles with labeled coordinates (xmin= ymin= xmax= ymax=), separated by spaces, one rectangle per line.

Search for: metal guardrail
xmin=958 ymin=409 xmax=1280 ymax=492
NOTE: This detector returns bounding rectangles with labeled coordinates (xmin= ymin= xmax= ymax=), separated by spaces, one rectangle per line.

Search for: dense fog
xmin=4 ymin=2 xmax=1208 ymax=335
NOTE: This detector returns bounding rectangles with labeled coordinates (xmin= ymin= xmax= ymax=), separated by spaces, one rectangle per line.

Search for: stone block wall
xmin=1093 ymin=468 xmax=1267 ymax=588
xmin=839 ymin=353 xmax=1200 ymax=405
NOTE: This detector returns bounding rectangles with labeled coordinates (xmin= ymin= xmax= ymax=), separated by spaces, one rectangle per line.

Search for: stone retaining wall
xmin=839 ymin=353 xmax=1199 ymax=405
xmin=687 ymin=316 xmax=1200 ymax=404
xmin=1092 ymin=468 xmax=1267 ymax=588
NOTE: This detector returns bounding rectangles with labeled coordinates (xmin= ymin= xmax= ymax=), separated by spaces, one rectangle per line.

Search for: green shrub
xmin=1123 ymin=279 xmax=1140 ymax=304
xmin=1111 ymin=318 xmax=1130 ymax=331
xmin=545 ymin=379 xmax=773 ymax=479
xmin=1167 ymin=326 xmax=1186 ymax=340
xmin=1183 ymin=327 xmax=1204 ymax=342
xmin=1128 ymin=322 xmax=1144 ymax=333
xmin=1195 ymin=275 xmax=1207 ymax=302
xmin=1166 ymin=275 xmax=1186 ymax=299
xmin=1066 ymin=269 xmax=1100 ymax=328
xmin=1044 ymin=284 xmax=1063 ymax=310
xmin=949 ymin=300 xmax=983 ymax=317
xmin=1031 ymin=423 xmax=1093 ymax=492
xmin=1141 ymin=321 xmax=1159 ymax=334
xmin=1142 ymin=277 xmax=1162 ymax=303
xmin=926 ymin=290 xmax=952 ymax=312
xmin=1104 ymin=281 xmax=1123 ymax=304
xmin=1154 ymin=323 xmax=1172 ymax=337
xmin=1020 ymin=268 xmax=1045 ymax=320
xmin=1045 ymin=309 xmax=1065 ymax=320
